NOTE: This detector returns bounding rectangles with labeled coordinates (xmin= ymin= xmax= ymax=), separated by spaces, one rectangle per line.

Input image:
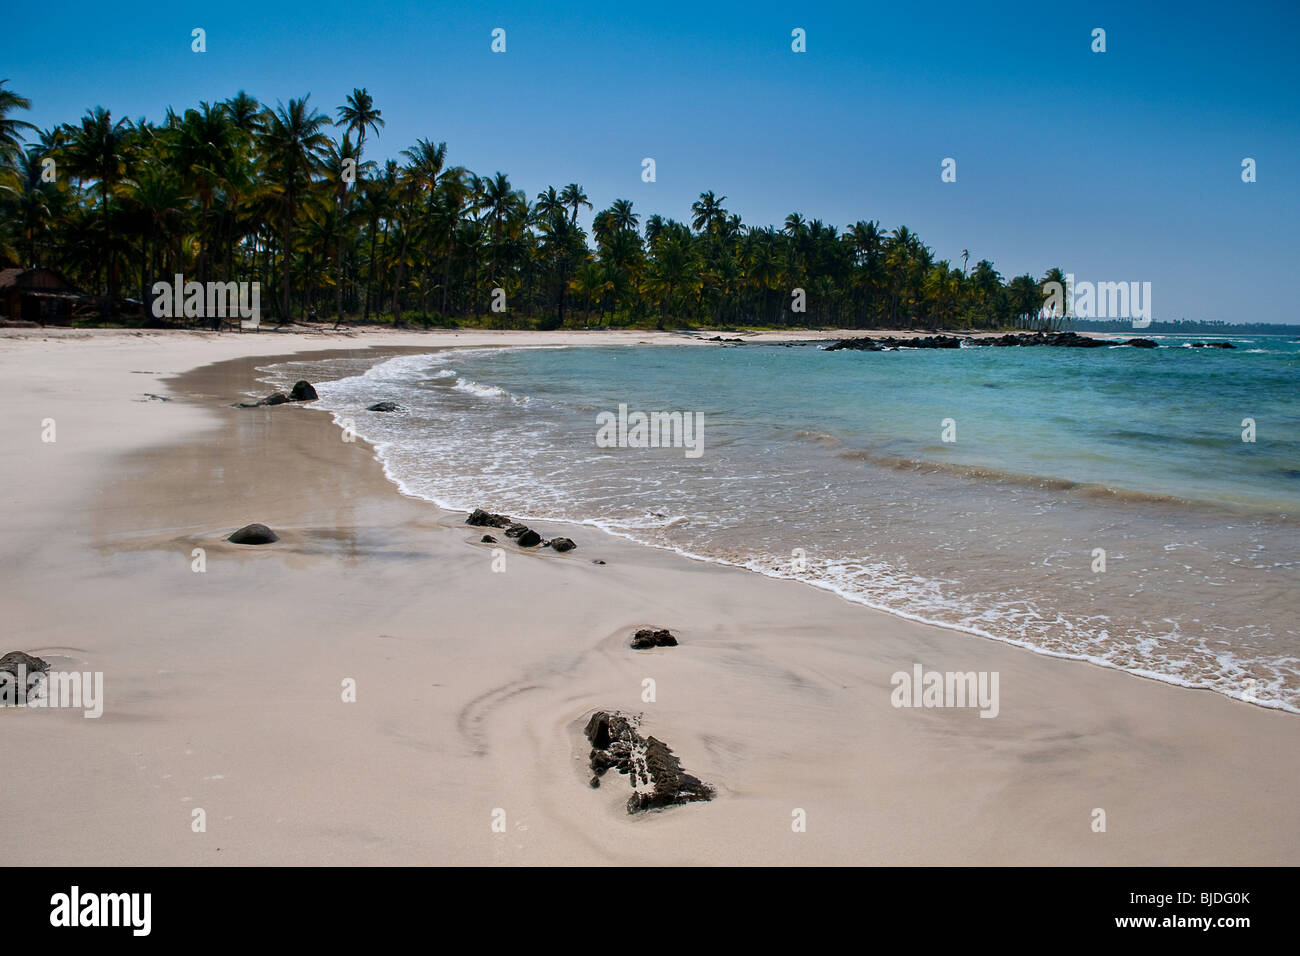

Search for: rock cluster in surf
xmin=825 ymin=331 xmax=1163 ymax=351
xmin=236 ymin=379 xmax=319 ymax=407
xmin=584 ymin=711 xmax=714 ymax=813
xmin=466 ymin=509 xmax=576 ymax=552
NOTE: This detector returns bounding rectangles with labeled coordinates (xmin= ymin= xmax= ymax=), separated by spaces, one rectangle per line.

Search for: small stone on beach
xmin=630 ymin=628 xmax=678 ymax=649
xmin=0 ymin=650 xmax=49 ymax=680
xmin=228 ymin=523 xmax=279 ymax=545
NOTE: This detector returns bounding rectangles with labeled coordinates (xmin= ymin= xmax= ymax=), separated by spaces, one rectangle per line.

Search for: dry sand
xmin=1 ymin=327 xmax=1296 ymax=865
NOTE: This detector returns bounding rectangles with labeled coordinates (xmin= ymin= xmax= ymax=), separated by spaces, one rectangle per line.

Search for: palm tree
xmin=391 ymin=138 xmax=447 ymax=320
xmin=331 ymin=89 xmax=384 ymax=326
xmin=357 ymin=160 xmax=396 ymax=321
xmin=608 ymin=198 xmax=638 ymax=233
xmin=535 ymin=186 xmax=565 ymax=221
xmin=560 ymin=183 xmax=591 ymax=226
xmin=122 ymin=161 xmax=185 ymax=316
xmin=323 ymin=133 xmax=368 ymax=326
xmin=482 ymin=171 xmax=520 ymax=289
xmin=224 ymin=91 xmax=261 ymax=136
xmin=691 ymin=191 xmax=727 ymax=234
xmin=5 ymin=83 xmax=1070 ymax=331
xmin=0 ymin=81 xmax=36 ymax=168
xmin=335 ymin=88 xmax=384 ymax=153
xmin=61 ymin=107 xmax=131 ymax=316
xmin=257 ymin=96 xmax=331 ymax=322
xmin=174 ymin=102 xmax=235 ymax=287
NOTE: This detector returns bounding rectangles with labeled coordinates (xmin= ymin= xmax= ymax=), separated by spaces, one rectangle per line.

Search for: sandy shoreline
xmin=2 ymin=328 xmax=1297 ymax=865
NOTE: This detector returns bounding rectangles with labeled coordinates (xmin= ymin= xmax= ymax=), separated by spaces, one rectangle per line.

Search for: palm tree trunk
xmin=364 ymin=216 xmax=378 ymax=322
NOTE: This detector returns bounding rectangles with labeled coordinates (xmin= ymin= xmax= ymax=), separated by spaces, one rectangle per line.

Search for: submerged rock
xmin=288 ymin=380 xmax=318 ymax=401
xmin=630 ymin=628 xmax=678 ymax=649
xmin=583 ymin=710 xmax=713 ymax=813
xmin=228 ymin=523 xmax=279 ymax=545
xmin=367 ymin=401 xmax=401 ymax=412
xmin=1122 ymin=338 xmax=1158 ymax=348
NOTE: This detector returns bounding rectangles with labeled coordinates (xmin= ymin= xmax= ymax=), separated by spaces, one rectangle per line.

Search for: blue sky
xmin=3 ymin=0 xmax=1297 ymax=322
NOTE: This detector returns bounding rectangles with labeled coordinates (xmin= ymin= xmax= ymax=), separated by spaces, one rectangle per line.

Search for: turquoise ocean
xmin=263 ymin=333 xmax=1300 ymax=711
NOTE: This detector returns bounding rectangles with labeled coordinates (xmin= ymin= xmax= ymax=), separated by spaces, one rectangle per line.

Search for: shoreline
xmin=275 ymin=341 xmax=1298 ymax=715
xmin=2 ymin=329 xmax=1297 ymax=864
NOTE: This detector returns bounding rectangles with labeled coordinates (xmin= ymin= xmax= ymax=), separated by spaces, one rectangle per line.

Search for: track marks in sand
xmin=456 ymin=681 xmax=544 ymax=757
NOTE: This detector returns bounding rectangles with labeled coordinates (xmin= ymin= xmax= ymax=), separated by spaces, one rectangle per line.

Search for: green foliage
xmin=0 ymin=84 xmax=1067 ymax=330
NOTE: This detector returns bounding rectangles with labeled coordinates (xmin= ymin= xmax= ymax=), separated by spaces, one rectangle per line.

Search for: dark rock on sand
xmin=288 ymin=380 xmax=318 ymax=401
xmin=626 ymin=736 xmax=714 ymax=813
xmin=591 ymin=559 xmax=606 ymax=565
xmin=228 ymin=523 xmax=279 ymax=545
xmin=466 ymin=509 xmax=513 ymax=529
xmin=367 ymin=401 xmax=400 ymax=411
xmin=548 ymin=537 xmax=576 ymax=553
xmin=630 ymin=628 xmax=678 ymax=649
xmin=481 ymin=535 xmax=496 ymax=543
xmin=0 ymin=651 xmax=49 ymax=679
xmin=503 ymin=523 xmax=529 ymax=538
xmin=583 ymin=710 xmax=713 ymax=814
xmin=515 ymin=529 xmax=542 ymax=548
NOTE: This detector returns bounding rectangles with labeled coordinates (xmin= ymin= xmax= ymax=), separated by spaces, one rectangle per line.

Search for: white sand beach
xmin=1 ymin=327 xmax=1296 ymax=865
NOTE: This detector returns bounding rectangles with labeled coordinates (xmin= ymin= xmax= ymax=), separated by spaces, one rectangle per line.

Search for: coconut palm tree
xmin=0 ymin=81 xmax=36 ymax=170
xmin=482 ymin=171 xmax=521 ymax=290
xmin=691 ymin=191 xmax=727 ymax=234
xmin=560 ymin=183 xmax=591 ymax=226
xmin=256 ymin=96 xmax=331 ymax=322
xmin=174 ymin=102 xmax=236 ymax=287
xmin=61 ymin=107 xmax=132 ymax=316
xmin=390 ymin=138 xmax=446 ymax=321
xmin=329 ymin=89 xmax=384 ymax=326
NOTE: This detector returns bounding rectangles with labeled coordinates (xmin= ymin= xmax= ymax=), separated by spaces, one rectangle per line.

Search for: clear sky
xmin=3 ymin=0 xmax=1297 ymax=322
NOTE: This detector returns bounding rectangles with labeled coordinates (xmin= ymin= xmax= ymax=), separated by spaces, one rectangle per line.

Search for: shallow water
xmin=263 ymin=334 xmax=1300 ymax=712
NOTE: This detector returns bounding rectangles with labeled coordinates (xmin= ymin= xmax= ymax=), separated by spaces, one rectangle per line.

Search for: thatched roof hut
xmin=0 ymin=268 xmax=94 ymax=326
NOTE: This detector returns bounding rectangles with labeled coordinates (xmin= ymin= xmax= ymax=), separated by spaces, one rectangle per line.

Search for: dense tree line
xmin=0 ymin=82 xmax=1067 ymax=329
